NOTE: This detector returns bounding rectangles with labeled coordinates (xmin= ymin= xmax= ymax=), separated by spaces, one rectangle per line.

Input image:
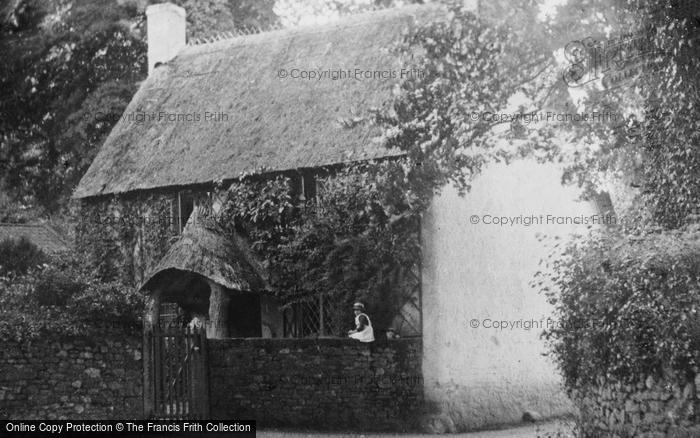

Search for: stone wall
xmin=209 ymin=337 xmax=423 ymax=431
xmin=0 ymin=332 xmax=142 ymax=420
xmin=575 ymin=374 xmax=700 ymax=437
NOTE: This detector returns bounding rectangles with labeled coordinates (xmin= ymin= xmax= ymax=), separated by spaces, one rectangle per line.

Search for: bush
xmin=33 ymin=262 xmax=88 ymax=306
xmin=539 ymin=225 xmax=700 ymax=389
xmin=0 ymin=251 xmax=143 ymax=341
xmin=70 ymin=280 xmax=143 ymax=325
xmin=0 ymin=236 xmax=46 ymax=276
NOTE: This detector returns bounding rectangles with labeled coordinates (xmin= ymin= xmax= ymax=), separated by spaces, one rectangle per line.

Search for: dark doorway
xmin=228 ymin=293 xmax=261 ymax=338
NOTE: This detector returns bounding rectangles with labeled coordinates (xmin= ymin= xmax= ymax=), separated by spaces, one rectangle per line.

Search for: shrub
xmin=0 ymin=236 xmax=46 ymax=276
xmin=33 ymin=262 xmax=88 ymax=306
xmin=70 ymin=280 xmax=143 ymax=325
xmin=0 ymin=251 xmax=142 ymax=341
xmin=539 ymin=225 xmax=700 ymax=389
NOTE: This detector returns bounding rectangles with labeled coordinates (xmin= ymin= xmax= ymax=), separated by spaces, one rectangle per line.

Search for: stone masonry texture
xmin=575 ymin=373 xmax=700 ymax=438
xmin=1 ymin=333 xmax=422 ymax=429
xmin=0 ymin=331 xmax=142 ymax=420
xmin=208 ymin=337 xmax=423 ymax=431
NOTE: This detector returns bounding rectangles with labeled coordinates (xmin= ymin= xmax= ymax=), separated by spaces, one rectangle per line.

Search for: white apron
xmin=349 ymin=312 xmax=375 ymax=342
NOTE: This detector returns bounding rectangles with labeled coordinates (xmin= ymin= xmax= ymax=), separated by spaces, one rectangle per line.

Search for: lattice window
xmin=282 ymin=295 xmax=363 ymax=338
xmin=159 ymin=302 xmax=186 ymax=329
xmin=390 ymin=270 xmax=423 ymax=338
xmin=283 ymin=300 xmax=320 ymax=338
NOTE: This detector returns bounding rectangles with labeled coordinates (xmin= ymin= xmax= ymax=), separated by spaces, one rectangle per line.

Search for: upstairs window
xmin=178 ymin=192 xmax=194 ymax=233
xmin=301 ymin=172 xmax=316 ymax=202
xmin=170 ymin=191 xmax=212 ymax=235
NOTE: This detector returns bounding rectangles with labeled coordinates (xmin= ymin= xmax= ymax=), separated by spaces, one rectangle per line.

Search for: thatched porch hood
xmin=72 ymin=3 xmax=446 ymax=200
xmin=140 ymin=214 xmax=267 ymax=294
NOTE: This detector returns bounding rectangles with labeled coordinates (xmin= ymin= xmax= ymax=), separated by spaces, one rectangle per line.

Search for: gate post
xmin=143 ymin=288 xmax=162 ymax=418
xmin=199 ymin=326 xmax=210 ymax=419
xmin=191 ymin=325 xmax=210 ymax=419
xmin=206 ymin=280 xmax=230 ymax=339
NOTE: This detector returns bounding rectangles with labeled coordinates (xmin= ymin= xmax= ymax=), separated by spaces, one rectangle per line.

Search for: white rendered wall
xmin=421 ymin=159 xmax=598 ymax=431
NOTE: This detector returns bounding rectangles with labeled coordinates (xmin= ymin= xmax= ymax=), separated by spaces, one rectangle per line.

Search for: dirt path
xmin=258 ymin=420 xmax=574 ymax=438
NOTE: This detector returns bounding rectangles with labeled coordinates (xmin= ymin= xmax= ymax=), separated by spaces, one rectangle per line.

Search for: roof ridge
xmin=0 ymin=222 xmax=43 ymax=227
xmin=73 ymin=1 xmax=444 ymax=199
xmin=0 ymin=222 xmax=68 ymax=240
xmin=186 ymin=2 xmax=436 ymax=48
xmin=0 ymin=221 xmax=70 ymax=252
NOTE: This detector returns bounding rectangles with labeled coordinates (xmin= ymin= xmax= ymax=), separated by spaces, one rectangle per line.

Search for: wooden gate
xmin=144 ymin=324 xmax=209 ymax=419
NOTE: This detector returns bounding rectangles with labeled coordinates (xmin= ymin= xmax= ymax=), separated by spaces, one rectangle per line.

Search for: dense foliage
xmin=75 ymin=193 xmax=175 ymax=285
xmin=375 ymin=1 xmax=554 ymax=196
xmin=536 ymin=224 xmax=700 ymax=389
xmin=0 ymin=236 xmax=46 ymax=276
xmin=216 ymin=164 xmax=421 ymax=333
xmin=539 ymin=0 xmax=700 ymax=229
xmin=0 ymin=0 xmax=147 ymax=212
xmin=0 ymin=0 xmax=408 ymax=217
xmin=208 ymin=2 xmax=550 ymax=332
xmin=0 ymin=0 xmax=277 ymax=215
xmin=0 ymin=251 xmax=142 ymax=342
xmin=533 ymin=0 xmax=700 ymax=403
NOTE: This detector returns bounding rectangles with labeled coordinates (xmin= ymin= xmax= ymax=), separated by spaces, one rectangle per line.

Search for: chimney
xmin=146 ymin=3 xmax=186 ymax=75
xmin=463 ymin=0 xmax=479 ymax=14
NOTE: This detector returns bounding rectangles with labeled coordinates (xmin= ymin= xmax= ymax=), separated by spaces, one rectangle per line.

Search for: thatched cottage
xmin=0 ymin=223 xmax=69 ymax=254
xmin=73 ymin=2 xmax=605 ymax=431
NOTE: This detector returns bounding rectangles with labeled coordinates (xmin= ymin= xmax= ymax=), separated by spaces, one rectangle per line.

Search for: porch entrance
xmin=140 ymin=217 xmax=272 ymax=419
xmin=144 ymin=324 xmax=209 ymax=419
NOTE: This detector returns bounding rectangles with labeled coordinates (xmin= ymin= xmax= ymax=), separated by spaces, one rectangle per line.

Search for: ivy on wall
xmin=69 ymin=2 xmax=535 ymax=334
xmin=76 ymin=193 xmax=174 ymax=286
xmin=214 ymin=163 xmax=421 ymax=335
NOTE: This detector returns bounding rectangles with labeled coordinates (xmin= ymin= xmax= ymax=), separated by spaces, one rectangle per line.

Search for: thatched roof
xmin=73 ymin=4 xmax=446 ymax=199
xmin=0 ymin=223 xmax=70 ymax=253
xmin=140 ymin=215 xmax=266 ymax=293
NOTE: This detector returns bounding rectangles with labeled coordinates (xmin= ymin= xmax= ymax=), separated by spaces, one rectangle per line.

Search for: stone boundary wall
xmin=208 ymin=337 xmax=423 ymax=431
xmin=574 ymin=374 xmax=700 ymax=437
xmin=0 ymin=332 xmax=142 ymax=420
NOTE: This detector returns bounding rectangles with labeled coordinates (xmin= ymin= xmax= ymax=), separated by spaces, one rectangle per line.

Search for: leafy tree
xmin=274 ymin=0 xmax=420 ymax=27
xmin=0 ymin=0 xmax=147 ymax=212
xmin=536 ymin=0 xmax=700 ymax=228
xmin=171 ymin=0 xmax=278 ymax=38
xmin=371 ymin=0 xmax=700 ymax=230
xmin=0 ymin=0 xmax=278 ymax=215
xmin=529 ymin=2 xmax=700 ymax=426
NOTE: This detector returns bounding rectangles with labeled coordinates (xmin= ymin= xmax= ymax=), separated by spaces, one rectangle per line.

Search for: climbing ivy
xmin=209 ymin=2 xmax=554 ymax=332
xmin=215 ymin=163 xmax=421 ymax=334
xmin=75 ymin=193 xmax=174 ymax=286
